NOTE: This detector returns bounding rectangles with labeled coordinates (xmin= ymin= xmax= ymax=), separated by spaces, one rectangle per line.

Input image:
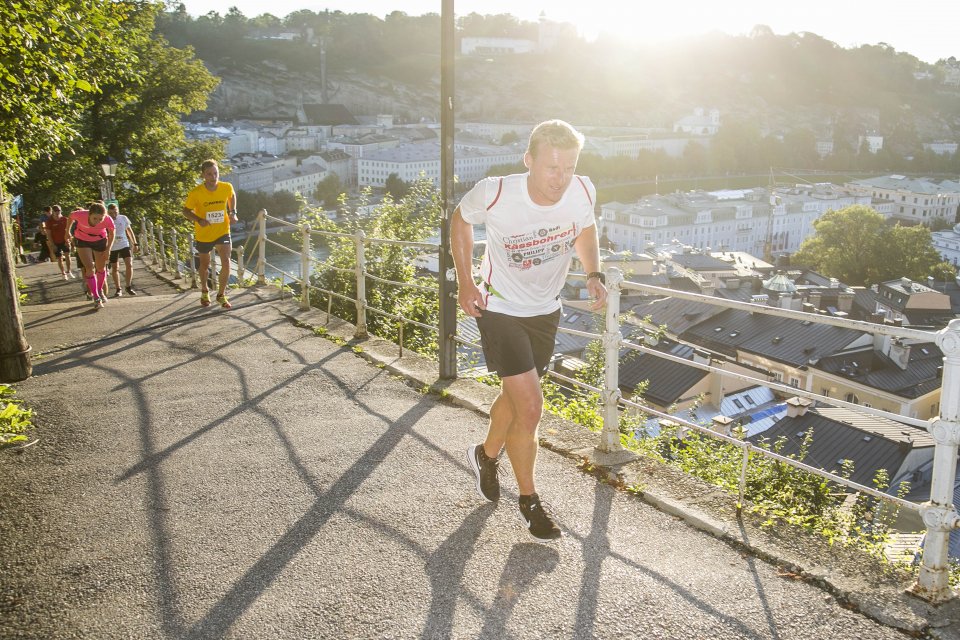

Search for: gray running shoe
xmin=466 ymin=443 xmax=500 ymax=502
xmin=518 ymin=493 xmax=562 ymax=541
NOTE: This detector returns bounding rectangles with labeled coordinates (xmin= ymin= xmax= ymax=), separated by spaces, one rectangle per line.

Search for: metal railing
xmin=140 ymin=219 xmax=254 ymax=292
xmin=138 ymin=210 xmax=960 ymax=602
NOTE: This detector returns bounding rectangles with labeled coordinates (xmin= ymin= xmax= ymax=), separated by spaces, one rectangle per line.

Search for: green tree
xmin=314 ymin=173 xmax=344 ymax=210
xmin=236 ymin=190 xmax=300 ymax=223
xmin=384 ymin=173 xmax=410 ymax=200
xmin=793 ymin=205 xmax=945 ymax=286
xmin=931 ymin=261 xmax=958 ymax=285
xmin=0 ymin=0 xmax=131 ymax=187
xmin=13 ymin=2 xmax=221 ymax=231
xmin=875 ymin=224 xmax=947 ymax=283
xmin=929 ymin=217 xmax=955 ymax=232
xmin=499 ymin=131 xmax=521 ymax=146
xmin=792 ymin=206 xmax=887 ymax=285
xmin=305 ymin=177 xmax=441 ymax=354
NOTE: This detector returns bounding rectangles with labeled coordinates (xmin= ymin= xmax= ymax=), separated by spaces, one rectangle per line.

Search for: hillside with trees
xmin=157 ymin=7 xmax=960 ymax=179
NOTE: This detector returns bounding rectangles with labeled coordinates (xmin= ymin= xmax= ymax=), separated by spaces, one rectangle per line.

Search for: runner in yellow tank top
xmin=182 ymin=159 xmax=238 ymax=309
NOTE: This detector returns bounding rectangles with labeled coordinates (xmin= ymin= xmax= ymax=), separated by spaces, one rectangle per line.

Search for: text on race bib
xmin=206 ymin=209 xmax=225 ymax=224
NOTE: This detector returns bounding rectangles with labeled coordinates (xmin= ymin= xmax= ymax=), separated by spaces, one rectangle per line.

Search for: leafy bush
xmin=539 ymin=332 xmax=942 ymax=577
xmin=0 ymin=385 xmax=32 ymax=448
xmin=301 ymin=178 xmax=443 ymax=357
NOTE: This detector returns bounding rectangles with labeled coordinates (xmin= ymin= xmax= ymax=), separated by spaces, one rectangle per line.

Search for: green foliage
xmin=237 ymin=190 xmax=300 ymax=223
xmin=302 ymin=177 xmax=442 ymax=356
xmin=792 ymin=205 xmax=944 ymax=286
xmin=384 ymin=173 xmax=410 ymax=201
xmin=879 ymin=224 xmax=950 ymax=283
xmin=0 ymin=385 xmax=33 ymax=447
xmin=11 ymin=2 xmax=222 ymax=233
xmin=0 ymin=0 xmax=132 ymax=185
xmin=543 ymin=382 xmax=603 ymax=433
xmin=931 ymin=261 xmax=959 ymax=284
xmin=15 ymin=276 xmax=26 ymax=304
xmin=154 ymin=7 xmax=960 ymax=180
xmin=314 ymin=173 xmax=344 ymax=210
xmin=541 ymin=338 xmax=934 ymax=573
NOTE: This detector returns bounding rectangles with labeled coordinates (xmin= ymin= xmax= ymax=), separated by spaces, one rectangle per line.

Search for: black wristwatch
xmin=587 ymin=271 xmax=605 ymax=284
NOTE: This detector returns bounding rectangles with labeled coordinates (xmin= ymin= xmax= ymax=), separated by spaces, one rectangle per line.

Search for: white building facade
xmin=931 ymin=224 xmax=960 ymax=267
xmin=845 ymin=175 xmax=960 ymax=226
xmin=273 ymin=163 xmax=326 ymax=196
xmin=357 ymin=143 xmax=521 ymax=189
xmin=599 ymin=184 xmax=875 ymax=257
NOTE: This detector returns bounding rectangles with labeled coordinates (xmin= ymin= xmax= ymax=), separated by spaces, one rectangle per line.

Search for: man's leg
xmin=496 ymin=369 xmax=544 ymax=496
xmin=123 ymin=256 xmax=134 ymax=288
xmin=489 ymin=369 xmax=561 ymax=541
xmin=215 ymin=242 xmax=231 ymax=296
xmin=198 ymin=251 xmax=211 ymax=305
xmin=56 ymin=250 xmax=67 ymax=277
xmin=110 ymin=257 xmax=120 ymax=293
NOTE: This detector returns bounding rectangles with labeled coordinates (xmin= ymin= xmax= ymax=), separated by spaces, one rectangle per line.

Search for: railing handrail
xmin=620 ymin=278 xmax=937 ymax=342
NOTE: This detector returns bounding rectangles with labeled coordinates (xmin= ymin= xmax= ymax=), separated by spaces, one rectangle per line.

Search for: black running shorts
xmin=75 ymin=237 xmax=108 ymax=252
xmin=475 ymin=309 xmax=560 ymax=378
xmin=195 ymin=234 xmax=231 ymax=254
xmin=109 ymin=246 xmax=132 ymax=264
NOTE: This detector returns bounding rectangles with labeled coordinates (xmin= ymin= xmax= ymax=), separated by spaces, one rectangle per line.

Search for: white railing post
xmin=912 ymin=317 xmax=960 ymax=602
xmin=236 ymin=246 xmax=245 ymax=283
xmin=148 ymin=221 xmax=158 ymax=265
xmin=188 ymin=233 xmax=197 ymax=289
xmin=354 ymin=229 xmax=367 ymax=338
xmin=599 ymin=267 xmax=624 ymax=452
xmin=171 ymin=228 xmax=181 ymax=279
xmin=300 ymin=223 xmax=311 ymax=311
xmin=157 ymin=226 xmax=167 ymax=272
xmin=257 ymin=209 xmax=267 ymax=285
xmin=139 ymin=219 xmax=147 ymax=261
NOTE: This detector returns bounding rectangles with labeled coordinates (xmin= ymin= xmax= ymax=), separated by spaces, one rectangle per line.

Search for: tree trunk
xmin=0 ymin=193 xmax=32 ymax=381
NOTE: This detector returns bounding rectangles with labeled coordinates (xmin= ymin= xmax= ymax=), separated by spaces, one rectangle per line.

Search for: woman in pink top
xmin=68 ymin=202 xmax=116 ymax=309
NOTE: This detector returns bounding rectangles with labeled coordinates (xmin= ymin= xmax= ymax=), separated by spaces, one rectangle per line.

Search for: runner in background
xmin=106 ymin=203 xmax=139 ymax=297
xmin=182 ymin=159 xmax=238 ymax=310
xmin=69 ymin=202 xmax=116 ymax=310
xmin=42 ymin=205 xmax=73 ymax=279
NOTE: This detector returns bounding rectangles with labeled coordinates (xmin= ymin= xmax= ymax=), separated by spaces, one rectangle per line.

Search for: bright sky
xmin=177 ymin=0 xmax=958 ymax=65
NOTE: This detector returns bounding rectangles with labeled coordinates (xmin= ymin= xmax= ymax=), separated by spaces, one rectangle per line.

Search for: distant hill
xmin=157 ymin=10 xmax=960 ymax=156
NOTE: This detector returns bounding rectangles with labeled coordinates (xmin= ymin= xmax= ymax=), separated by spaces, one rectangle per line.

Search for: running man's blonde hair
xmin=526 ymin=119 xmax=585 ymax=159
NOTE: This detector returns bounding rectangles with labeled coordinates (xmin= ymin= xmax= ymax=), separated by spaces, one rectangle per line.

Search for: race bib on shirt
xmin=206 ymin=209 xmax=225 ymax=224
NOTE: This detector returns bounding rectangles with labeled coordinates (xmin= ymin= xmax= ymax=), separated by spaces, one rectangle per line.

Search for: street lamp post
xmin=99 ymin=157 xmax=118 ymax=201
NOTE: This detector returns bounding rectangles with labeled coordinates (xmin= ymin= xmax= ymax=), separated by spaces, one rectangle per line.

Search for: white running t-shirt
xmin=112 ymin=214 xmax=133 ymax=250
xmin=458 ymin=172 xmax=596 ymax=317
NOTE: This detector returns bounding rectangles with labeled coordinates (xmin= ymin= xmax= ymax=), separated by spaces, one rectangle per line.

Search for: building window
xmin=845 ymin=393 xmax=859 ymax=404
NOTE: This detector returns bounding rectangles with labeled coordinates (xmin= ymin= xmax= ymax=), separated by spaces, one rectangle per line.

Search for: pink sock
xmin=86 ymin=275 xmax=98 ymax=298
xmin=95 ymin=270 xmax=107 ymax=295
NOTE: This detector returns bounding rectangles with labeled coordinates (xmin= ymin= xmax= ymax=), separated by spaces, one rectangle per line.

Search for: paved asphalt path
xmin=0 ymin=257 xmax=918 ymax=639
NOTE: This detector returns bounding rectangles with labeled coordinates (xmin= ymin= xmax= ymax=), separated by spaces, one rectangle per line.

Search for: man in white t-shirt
xmin=107 ymin=203 xmax=139 ymax=297
xmin=451 ymin=119 xmax=607 ymax=541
